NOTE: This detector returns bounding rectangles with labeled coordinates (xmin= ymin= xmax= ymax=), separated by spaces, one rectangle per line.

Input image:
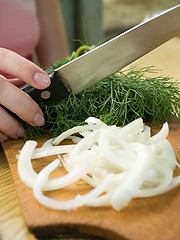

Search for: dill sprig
xmin=23 ymin=48 xmax=180 ymax=138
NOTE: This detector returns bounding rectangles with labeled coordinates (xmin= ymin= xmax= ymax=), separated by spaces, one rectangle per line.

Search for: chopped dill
xmin=23 ymin=47 xmax=180 ymax=138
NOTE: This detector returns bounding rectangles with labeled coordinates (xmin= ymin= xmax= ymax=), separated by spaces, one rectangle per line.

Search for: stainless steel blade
xmin=56 ymin=4 xmax=180 ymax=94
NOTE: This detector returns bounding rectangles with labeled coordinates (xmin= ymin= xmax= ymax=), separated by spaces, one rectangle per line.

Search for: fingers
xmin=0 ymin=131 xmax=9 ymax=142
xmin=8 ymin=78 xmax=25 ymax=87
xmin=0 ymin=48 xmax=51 ymax=141
xmin=0 ymin=106 xmax=25 ymax=140
xmin=0 ymin=78 xmax=45 ymax=124
xmin=0 ymin=48 xmax=51 ymax=89
xmin=0 ymin=79 xmax=45 ymax=140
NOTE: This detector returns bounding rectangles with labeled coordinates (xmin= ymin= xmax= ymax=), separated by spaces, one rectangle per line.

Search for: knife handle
xmin=0 ymin=69 xmax=70 ymax=121
xmin=20 ymin=69 xmax=70 ymax=104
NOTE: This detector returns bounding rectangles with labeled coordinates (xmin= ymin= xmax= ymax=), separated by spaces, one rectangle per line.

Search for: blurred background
xmin=60 ymin=0 xmax=180 ymax=52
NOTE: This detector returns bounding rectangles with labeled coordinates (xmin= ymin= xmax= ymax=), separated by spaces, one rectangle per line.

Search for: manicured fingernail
xmin=33 ymin=112 xmax=45 ymax=126
xmin=17 ymin=126 xmax=25 ymax=138
xmin=34 ymin=72 xmax=50 ymax=88
xmin=0 ymin=133 xmax=8 ymax=141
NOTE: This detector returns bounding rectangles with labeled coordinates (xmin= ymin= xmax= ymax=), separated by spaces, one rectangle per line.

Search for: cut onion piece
xmin=136 ymin=162 xmax=173 ymax=197
xmin=17 ymin=140 xmax=38 ymax=188
xmin=110 ymin=143 xmax=154 ymax=210
xmin=17 ymin=117 xmax=180 ymax=211
xmin=148 ymin=122 xmax=169 ymax=144
xmin=31 ymin=145 xmax=75 ymax=159
xmin=33 ymin=159 xmax=114 ymax=210
xmin=52 ymin=125 xmax=91 ymax=145
xmin=41 ymin=138 xmax=53 ymax=148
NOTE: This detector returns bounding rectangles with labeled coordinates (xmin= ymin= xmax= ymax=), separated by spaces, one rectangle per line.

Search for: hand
xmin=0 ymin=48 xmax=51 ymax=142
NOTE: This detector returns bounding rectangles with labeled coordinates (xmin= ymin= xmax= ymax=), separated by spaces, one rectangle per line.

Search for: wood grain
xmin=0 ymin=146 xmax=36 ymax=240
xmin=2 ymin=118 xmax=180 ymax=240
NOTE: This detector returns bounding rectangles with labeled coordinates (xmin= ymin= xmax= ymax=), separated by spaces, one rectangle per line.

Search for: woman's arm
xmin=35 ymin=0 xmax=70 ymax=67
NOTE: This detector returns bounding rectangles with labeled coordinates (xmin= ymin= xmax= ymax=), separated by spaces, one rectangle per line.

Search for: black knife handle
xmin=0 ymin=69 xmax=70 ymax=121
xmin=20 ymin=69 xmax=70 ymax=104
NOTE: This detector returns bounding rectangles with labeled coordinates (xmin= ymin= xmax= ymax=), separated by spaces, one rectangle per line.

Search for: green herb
xmin=23 ymin=47 xmax=180 ymax=138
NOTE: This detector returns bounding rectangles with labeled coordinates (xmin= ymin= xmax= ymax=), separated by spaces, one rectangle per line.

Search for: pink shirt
xmin=0 ymin=0 xmax=40 ymax=78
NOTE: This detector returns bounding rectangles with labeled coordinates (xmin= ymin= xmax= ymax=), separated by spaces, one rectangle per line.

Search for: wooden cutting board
xmin=2 ymin=118 xmax=180 ymax=240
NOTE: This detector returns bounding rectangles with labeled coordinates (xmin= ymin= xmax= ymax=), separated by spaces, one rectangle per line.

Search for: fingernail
xmin=17 ymin=126 xmax=25 ymax=138
xmin=0 ymin=133 xmax=8 ymax=141
xmin=33 ymin=112 xmax=45 ymax=126
xmin=33 ymin=72 xmax=50 ymax=88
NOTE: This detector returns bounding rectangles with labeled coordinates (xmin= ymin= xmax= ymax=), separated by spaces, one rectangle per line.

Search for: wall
xmin=103 ymin=0 xmax=180 ymax=36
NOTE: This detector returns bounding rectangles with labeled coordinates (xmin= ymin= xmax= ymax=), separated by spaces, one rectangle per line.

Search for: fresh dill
xmin=23 ymin=47 xmax=180 ymax=138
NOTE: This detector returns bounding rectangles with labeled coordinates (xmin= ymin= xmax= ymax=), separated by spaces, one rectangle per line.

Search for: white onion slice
xmin=33 ymin=159 xmax=114 ymax=210
xmin=135 ymin=160 xmax=173 ymax=197
xmin=17 ymin=140 xmax=38 ymax=188
xmin=52 ymin=125 xmax=91 ymax=145
xmin=31 ymin=145 xmax=75 ymax=159
xmin=41 ymin=138 xmax=53 ymax=148
xmin=110 ymin=143 xmax=154 ymax=210
xmin=121 ymin=118 xmax=144 ymax=135
xmin=17 ymin=117 xmax=180 ymax=211
xmin=148 ymin=122 xmax=169 ymax=143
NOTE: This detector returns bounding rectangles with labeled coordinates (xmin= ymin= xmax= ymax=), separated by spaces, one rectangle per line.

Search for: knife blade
xmin=21 ymin=4 xmax=180 ymax=104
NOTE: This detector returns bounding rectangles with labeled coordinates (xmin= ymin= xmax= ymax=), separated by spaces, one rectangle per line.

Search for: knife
xmin=21 ymin=4 xmax=180 ymax=104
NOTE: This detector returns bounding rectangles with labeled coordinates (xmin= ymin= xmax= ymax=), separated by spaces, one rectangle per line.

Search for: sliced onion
xmin=52 ymin=125 xmax=91 ymax=145
xmin=110 ymin=143 xmax=154 ymax=210
xmin=31 ymin=145 xmax=75 ymax=159
xmin=33 ymin=159 xmax=114 ymax=210
xmin=136 ymin=161 xmax=173 ymax=197
xmin=148 ymin=122 xmax=169 ymax=144
xmin=17 ymin=140 xmax=38 ymax=188
xmin=17 ymin=117 xmax=180 ymax=211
